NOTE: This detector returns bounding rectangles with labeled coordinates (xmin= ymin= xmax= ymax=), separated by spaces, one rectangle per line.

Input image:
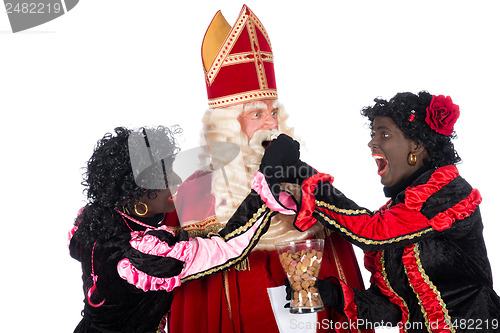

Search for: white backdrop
xmin=1 ymin=1 xmax=499 ymax=332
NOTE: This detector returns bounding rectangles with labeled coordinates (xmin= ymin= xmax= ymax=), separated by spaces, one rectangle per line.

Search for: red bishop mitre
xmin=202 ymin=4 xmax=278 ymax=109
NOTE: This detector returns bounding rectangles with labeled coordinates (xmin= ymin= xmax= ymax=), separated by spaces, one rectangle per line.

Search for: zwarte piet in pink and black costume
xmin=69 ymin=127 xmax=273 ymax=333
xmin=255 ymin=92 xmax=500 ymax=332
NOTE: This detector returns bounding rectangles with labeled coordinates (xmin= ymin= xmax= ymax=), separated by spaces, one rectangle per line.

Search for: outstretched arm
xmin=293 ymin=167 xmax=481 ymax=251
xmin=118 ymin=191 xmax=273 ymax=292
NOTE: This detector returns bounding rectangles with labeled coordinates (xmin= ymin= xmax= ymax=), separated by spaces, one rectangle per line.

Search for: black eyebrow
xmin=374 ymin=125 xmax=391 ymax=131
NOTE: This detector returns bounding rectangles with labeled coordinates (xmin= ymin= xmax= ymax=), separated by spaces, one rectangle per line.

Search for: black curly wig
xmin=74 ymin=126 xmax=182 ymax=245
xmin=361 ymin=91 xmax=461 ymax=168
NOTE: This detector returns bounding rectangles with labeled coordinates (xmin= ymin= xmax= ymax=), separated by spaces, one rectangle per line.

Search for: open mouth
xmin=262 ymin=140 xmax=271 ymax=149
xmin=373 ymin=154 xmax=388 ymax=175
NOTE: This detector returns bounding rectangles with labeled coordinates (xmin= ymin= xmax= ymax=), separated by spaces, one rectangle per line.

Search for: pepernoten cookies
xmin=279 ymin=248 xmax=323 ymax=309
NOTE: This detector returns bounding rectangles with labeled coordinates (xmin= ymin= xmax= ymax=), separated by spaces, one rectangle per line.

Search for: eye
xmin=271 ymin=109 xmax=279 ymax=117
xmin=243 ymin=111 xmax=261 ymax=119
xmin=370 ymin=130 xmax=389 ymax=139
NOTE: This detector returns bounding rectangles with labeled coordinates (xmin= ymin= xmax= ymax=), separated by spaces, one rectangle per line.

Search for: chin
xmin=379 ymin=174 xmax=391 ymax=187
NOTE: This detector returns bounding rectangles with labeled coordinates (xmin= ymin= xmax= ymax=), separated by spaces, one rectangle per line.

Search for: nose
xmin=368 ymin=137 xmax=377 ymax=151
xmin=261 ymin=111 xmax=278 ymax=130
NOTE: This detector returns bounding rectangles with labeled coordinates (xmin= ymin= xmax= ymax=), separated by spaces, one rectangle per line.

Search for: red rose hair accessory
xmin=425 ymin=95 xmax=460 ymax=135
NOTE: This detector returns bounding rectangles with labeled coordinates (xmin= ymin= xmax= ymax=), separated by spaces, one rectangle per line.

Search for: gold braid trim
xmin=169 ymin=216 xmax=222 ymax=237
xmin=222 ymin=271 xmax=234 ymax=323
xmin=315 ymin=209 xmax=434 ymax=245
xmin=180 ymin=205 xmax=270 ymax=283
xmin=379 ymin=251 xmax=410 ymax=332
xmin=185 ymin=224 xmax=223 ymax=238
xmin=317 ymin=200 xmax=369 ymax=216
xmin=235 ymin=257 xmax=250 ymax=271
xmin=325 ymin=229 xmax=347 ymax=283
xmin=222 ymin=205 xmax=267 ymax=241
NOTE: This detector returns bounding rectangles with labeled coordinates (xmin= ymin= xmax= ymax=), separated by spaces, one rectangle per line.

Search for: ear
xmin=412 ymin=141 xmax=427 ymax=157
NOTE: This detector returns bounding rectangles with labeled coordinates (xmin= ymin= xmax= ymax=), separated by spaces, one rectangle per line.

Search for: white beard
xmin=210 ymin=128 xmax=281 ymax=224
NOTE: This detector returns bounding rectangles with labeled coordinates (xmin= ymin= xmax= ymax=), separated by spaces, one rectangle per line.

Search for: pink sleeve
xmin=118 ymin=209 xmax=270 ymax=291
xmin=251 ymin=171 xmax=297 ymax=214
xmin=179 ymin=213 xmax=267 ymax=280
xmin=117 ymin=259 xmax=182 ymax=292
xmin=117 ymin=226 xmax=193 ymax=292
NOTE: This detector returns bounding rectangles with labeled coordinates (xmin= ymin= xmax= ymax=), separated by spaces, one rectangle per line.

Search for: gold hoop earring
xmin=408 ymin=152 xmax=417 ymax=166
xmin=134 ymin=202 xmax=148 ymax=216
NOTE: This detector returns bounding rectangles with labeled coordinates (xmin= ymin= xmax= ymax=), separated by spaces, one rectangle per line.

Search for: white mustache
xmin=249 ymin=129 xmax=281 ymax=146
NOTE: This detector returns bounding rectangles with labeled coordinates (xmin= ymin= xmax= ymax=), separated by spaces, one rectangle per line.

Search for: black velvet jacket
xmin=295 ymin=165 xmax=500 ymax=332
xmin=69 ymin=191 xmax=272 ymax=333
